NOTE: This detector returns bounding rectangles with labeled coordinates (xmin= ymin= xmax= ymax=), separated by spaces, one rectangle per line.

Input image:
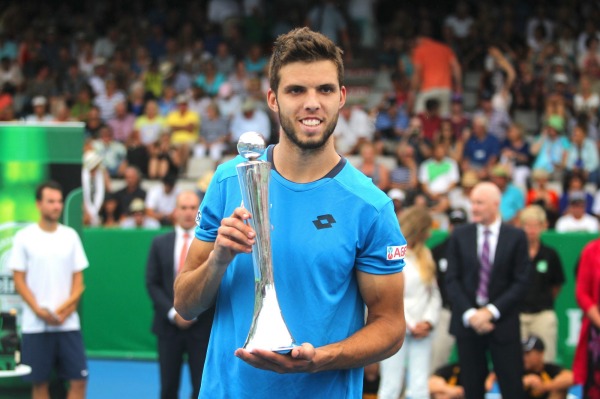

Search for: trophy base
xmin=273 ymin=344 xmax=297 ymax=355
xmin=243 ymin=285 xmax=297 ymax=355
xmin=243 ymin=343 xmax=297 ymax=354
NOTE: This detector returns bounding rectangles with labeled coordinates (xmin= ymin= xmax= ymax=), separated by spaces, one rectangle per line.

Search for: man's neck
xmin=38 ymin=219 xmax=58 ymax=232
xmin=272 ymin=139 xmax=340 ymax=183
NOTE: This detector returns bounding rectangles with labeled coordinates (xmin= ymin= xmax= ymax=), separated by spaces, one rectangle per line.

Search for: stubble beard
xmin=278 ymin=110 xmax=338 ymax=153
xmin=41 ymin=210 xmax=61 ymax=225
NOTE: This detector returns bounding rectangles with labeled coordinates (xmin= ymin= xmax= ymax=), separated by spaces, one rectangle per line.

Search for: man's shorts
xmin=21 ymin=331 xmax=88 ymax=383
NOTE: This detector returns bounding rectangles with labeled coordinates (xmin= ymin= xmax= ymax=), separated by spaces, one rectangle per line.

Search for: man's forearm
xmin=542 ymin=370 xmax=573 ymax=393
xmin=311 ymin=308 xmax=405 ymax=372
xmin=174 ymin=249 xmax=226 ymax=320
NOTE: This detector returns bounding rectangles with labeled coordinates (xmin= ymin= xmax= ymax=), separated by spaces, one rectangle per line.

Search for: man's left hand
xmin=234 ymin=342 xmax=318 ymax=373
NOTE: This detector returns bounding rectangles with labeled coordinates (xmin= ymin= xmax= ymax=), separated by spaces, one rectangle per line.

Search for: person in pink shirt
xmin=107 ymin=100 xmax=136 ymax=143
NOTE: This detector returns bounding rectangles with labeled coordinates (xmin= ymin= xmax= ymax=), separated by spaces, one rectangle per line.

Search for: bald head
xmin=470 ymin=182 xmax=501 ymax=225
xmin=175 ymin=191 xmax=200 ymax=230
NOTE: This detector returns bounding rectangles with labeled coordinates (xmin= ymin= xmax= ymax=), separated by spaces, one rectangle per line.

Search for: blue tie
xmin=477 ymin=229 xmax=492 ymax=303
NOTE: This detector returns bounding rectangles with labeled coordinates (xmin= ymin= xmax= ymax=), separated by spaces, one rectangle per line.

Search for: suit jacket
xmin=445 ymin=223 xmax=531 ymax=341
xmin=146 ymin=231 xmax=214 ymax=338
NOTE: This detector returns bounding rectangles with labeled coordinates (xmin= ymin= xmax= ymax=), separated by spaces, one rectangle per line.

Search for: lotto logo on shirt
xmin=387 ymin=245 xmax=407 ymax=261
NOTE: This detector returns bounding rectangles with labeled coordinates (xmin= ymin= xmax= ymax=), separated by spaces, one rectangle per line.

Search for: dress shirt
xmin=463 ymin=218 xmax=502 ymax=326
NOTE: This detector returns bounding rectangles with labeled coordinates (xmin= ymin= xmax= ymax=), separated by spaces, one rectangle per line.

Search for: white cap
xmin=83 ymin=151 xmax=103 ymax=170
xmin=553 ymin=73 xmax=568 ymax=84
xmin=32 ymin=96 xmax=47 ymax=106
xmin=387 ymin=188 xmax=405 ymax=201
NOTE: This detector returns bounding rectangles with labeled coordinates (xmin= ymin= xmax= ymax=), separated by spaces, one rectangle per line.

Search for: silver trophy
xmin=236 ymin=132 xmax=297 ymax=353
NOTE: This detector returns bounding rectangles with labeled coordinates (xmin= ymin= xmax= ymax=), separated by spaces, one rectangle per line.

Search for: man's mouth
xmin=301 ymin=118 xmax=322 ymax=127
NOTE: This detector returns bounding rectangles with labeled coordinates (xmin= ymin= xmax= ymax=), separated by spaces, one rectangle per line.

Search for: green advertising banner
xmin=79 ymin=228 xmax=593 ymax=371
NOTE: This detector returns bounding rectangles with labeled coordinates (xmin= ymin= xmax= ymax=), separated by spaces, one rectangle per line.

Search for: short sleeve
xmin=8 ymin=230 xmax=27 ymax=272
xmin=195 ymin=173 xmax=224 ymax=242
xmin=71 ymin=230 xmax=89 ymax=272
xmin=355 ymin=201 xmax=406 ymax=275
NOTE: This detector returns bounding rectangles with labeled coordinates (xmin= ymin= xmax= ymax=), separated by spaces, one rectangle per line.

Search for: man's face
xmin=570 ymin=201 xmax=586 ymax=218
xmin=267 ymin=60 xmax=345 ymax=151
xmin=115 ymin=102 xmax=126 ymax=117
xmin=34 ymin=104 xmax=45 ymax=116
xmin=481 ymin=99 xmax=492 ymax=112
xmin=523 ymin=350 xmax=543 ymax=372
xmin=408 ymin=117 xmax=422 ymax=133
xmin=133 ymin=211 xmax=145 ymax=226
xmin=100 ymin=128 xmax=112 ymax=143
xmin=473 ymin=119 xmax=486 ymax=137
xmin=37 ymin=188 xmax=63 ymax=223
xmin=146 ymin=102 xmax=158 ymax=118
xmin=433 ymin=145 xmax=445 ymax=160
xmin=470 ymin=185 xmax=498 ymax=225
xmin=164 ymin=183 xmax=174 ymax=194
xmin=125 ymin=169 xmax=139 ymax=188
xmin=175 ymin=192 xmax=200 ymax=230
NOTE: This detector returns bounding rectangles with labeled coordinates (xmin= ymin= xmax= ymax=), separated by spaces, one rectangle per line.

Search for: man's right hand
xmin=37 ymin=308 xmax=61 ymax=325
xmin=212 ymin=207 xmax=256 ymax=266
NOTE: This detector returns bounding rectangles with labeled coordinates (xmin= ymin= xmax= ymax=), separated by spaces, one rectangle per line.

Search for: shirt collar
xmin=175 ymin=225 xmax=194 ymax=238
xmin=478 ymin=217 xmax=501 ymax=236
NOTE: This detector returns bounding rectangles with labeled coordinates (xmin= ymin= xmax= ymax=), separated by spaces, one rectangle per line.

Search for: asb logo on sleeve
xmin=387 ymin=245 xmax=407 ymax=261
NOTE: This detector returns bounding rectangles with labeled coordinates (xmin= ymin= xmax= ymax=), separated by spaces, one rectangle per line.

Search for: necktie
xmin=477 ymin=229 xmax=492 ymax=303
xmin=178 ymin=232 xmax=190 ymax=274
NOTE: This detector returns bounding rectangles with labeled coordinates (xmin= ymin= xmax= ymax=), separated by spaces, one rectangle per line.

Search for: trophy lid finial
xmin=237 ymin=132 xmax=266 ymax=160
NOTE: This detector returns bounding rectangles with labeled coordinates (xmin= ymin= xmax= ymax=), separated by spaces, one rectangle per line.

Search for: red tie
xmin=178 ymin=232 xmax=190 ymax=274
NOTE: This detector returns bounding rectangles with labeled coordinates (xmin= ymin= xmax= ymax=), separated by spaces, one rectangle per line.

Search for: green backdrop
xmin=81 ymin=228 xmax=170 ymax=359
xmin=81 ymin=228 xmax=596 ymax=368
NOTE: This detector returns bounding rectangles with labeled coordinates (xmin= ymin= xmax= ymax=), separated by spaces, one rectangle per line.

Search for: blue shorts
xmin=21 ymin=331 xmax=88 ymax=383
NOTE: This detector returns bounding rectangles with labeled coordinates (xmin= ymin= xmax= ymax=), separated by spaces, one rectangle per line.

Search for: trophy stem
xmin=236 ymin=160 xmax=296 ymax=353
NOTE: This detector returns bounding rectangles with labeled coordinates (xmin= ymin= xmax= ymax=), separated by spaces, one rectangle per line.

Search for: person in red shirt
xmin=573 ymin=239 xmax=600 ymax=398
xmin=418 ymin=98 xmax=443 ymax=142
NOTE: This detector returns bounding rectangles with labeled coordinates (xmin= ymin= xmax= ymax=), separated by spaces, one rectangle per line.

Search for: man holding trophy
xmin=174 ymin=27 xmax=407 ymax=398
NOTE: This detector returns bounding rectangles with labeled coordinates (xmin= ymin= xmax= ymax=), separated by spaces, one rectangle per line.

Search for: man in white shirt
xmin=333 ymin=102 xmax=374 ymax=155
xmin=9 ymin=181 xmax=89 ymax=399
xmin=229 ymin=98 xmax=271 ymax=144
xmin=146 ymin=174 xmax=180 ymax=226
xmin=555 ymin=191 xmax=600 ymax=233
xmin=419 ymin=142 xmax=460 ymax=202
xmin=25 ymin=96 xmax=53 ymax=122
xmin=120 ymin=198 xmax=161 ymax=229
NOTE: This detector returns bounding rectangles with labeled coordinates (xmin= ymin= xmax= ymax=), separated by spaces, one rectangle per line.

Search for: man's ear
xmin=267 ymin=89 xmax=279 ymax=112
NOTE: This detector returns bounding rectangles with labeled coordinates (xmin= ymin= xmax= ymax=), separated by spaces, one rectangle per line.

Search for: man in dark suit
xmin=146 ymin=190 xmax=214 ymax=399
xmin=445 ymin=182 xmax=531 ymax=399
xmin=430 ymin=208 xmax=467 ymax=373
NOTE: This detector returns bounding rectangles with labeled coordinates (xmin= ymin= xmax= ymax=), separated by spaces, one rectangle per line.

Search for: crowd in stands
xmin=2 ymin=0 xmax=600 ymax=230
xmin=2 ymin=0 xmax=599 ymax=396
